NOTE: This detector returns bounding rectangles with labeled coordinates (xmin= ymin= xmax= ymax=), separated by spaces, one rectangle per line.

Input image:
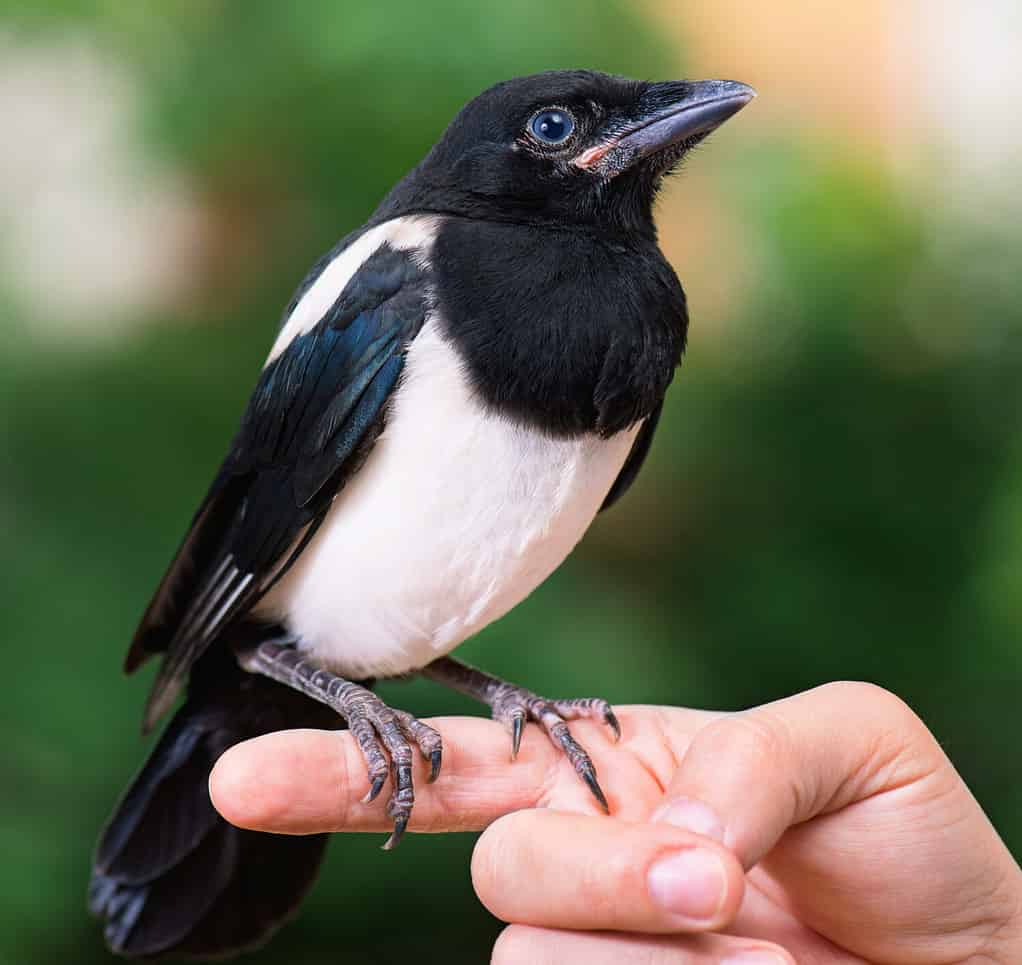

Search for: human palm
xmin=211 ymin=682 xmax=1022 ymax=963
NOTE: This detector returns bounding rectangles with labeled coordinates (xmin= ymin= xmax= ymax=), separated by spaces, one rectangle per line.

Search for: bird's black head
xmin=381 ymin=70 xmax=754 ymax=237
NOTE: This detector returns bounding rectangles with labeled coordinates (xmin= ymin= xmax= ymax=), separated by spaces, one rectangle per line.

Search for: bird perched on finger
xmin=89 ymin=68 xmax=754 ymax=959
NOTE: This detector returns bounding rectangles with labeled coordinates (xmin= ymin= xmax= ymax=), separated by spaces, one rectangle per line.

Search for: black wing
xmin=600 ymin=401 xmax=663 ymax=512
xmin=126 ymin=241 xmax=431 ymax=730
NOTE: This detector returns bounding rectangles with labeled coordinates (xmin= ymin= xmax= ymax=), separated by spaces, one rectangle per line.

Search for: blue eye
xmin=530 ymin=109 xmax=575 ymax=145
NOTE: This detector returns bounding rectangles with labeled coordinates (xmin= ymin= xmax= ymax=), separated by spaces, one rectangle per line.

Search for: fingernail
xmin=721 ymin=952 xmax=788 ymax=965
xmin=651 ymin=796 xmax=726 ymax=844
xmin=647 ymin=848 xmax=727 ymax=921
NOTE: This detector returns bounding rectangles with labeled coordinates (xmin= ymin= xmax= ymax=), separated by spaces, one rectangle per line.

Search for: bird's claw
xmin=604 ymin=707 xmax=622 ymax=742
xmin=428 ymin=748 xmax=442 ymax=784
xmin=510 ymin=711 xmax=525 ymax=761
xmin=344 ymin=696 xmax=442 ymax=849
xmin=381 ymin=815 xmax=408 ymax=851
xmin=493 ymin=690 xmax=617 ymax=811
xmin=362 ymin=774 xmax=386 ymax=805
xmin=578 ymin=759 xmax=610 ymax=814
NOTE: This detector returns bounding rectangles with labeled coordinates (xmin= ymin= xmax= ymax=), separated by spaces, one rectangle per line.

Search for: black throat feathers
xmin=431 ymin=217 xmax=688 ymax=438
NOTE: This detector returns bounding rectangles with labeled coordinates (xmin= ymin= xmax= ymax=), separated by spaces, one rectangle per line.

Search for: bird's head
xmin=389 ymin=70 xmax=754 ymax=236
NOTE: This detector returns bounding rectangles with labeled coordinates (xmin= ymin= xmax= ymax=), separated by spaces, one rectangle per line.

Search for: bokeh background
xmin=2 ymin=1 xmax=1020 ymax=962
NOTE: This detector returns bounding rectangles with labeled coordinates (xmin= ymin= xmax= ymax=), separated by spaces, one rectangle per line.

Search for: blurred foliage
xmin=1 ymin=1 xmax=1021 ymax=964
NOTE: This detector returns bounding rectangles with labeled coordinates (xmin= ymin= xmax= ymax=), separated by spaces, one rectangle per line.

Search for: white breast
xmin=256 ymin=318 xmax=639 ymax=679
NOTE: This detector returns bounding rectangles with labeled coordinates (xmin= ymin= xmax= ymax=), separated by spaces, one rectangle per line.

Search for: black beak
xmin=620 ymin=80 xmax=755 ymax=158
xmin=575 ymin=79 xmax=755 ymax=177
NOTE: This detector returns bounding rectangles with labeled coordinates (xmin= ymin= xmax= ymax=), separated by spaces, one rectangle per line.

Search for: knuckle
xmin=819 ymin=680 xmax=927 ymax=737
xmin=694 ymin=713 xmax=791 ymax=770
xmin=597 ymin=848 xmax=637 ymax=910
xmin=687 ymin=712 xmax=807 ymax=820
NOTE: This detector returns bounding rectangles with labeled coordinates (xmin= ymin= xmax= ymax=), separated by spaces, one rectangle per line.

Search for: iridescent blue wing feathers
xmin=125 ymin=241 xmax=431 ymax=730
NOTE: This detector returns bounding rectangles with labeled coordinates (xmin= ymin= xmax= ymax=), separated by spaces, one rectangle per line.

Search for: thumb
xmin=649 ymin=681 xmax=938 ymax=868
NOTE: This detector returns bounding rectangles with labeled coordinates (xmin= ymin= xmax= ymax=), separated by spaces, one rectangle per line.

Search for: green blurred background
xmin=1 ymin=1 xmax=1020 ymax=962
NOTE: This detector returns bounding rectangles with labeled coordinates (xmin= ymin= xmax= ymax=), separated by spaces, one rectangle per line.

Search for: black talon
xmin=604 ymin=707 xmax=621 ymax=742
xmin=510 ymin=714 xmax=524 ymax=760
xmin=581 ymin=767 xmax=610 ymax=814
xmin=428 ymin=748 xmax=442 ymax=783
xmin=362 ymin=774 xmax=386 ymax=804
xmin=420 ymin=658 xmax=618 ymax=812
xmin=382 ymin=816 xmax=408 ymax=851
xmin=236 ymin=643 xmax=432 ymax=848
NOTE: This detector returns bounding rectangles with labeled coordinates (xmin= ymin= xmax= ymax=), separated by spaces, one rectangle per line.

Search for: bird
xmin=89 ymin=68 xmax=754 ymax=959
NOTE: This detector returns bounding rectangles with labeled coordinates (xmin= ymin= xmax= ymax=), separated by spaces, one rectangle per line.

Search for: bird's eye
xmin=529 ymin=109 xmax=575 ymax=145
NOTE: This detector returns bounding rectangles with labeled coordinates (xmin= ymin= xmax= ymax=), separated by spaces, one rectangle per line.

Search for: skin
xmin=210 ymin=681 xmax=1022 ymax=964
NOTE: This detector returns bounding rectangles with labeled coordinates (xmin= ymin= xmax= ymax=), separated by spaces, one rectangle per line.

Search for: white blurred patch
xmin=916 ymin=0 xmax=1022 ymax=200
xmin=898 ymin=1 xmax=1022 ymax=358
xmin=0 ymin=31 xmax=201 ymax=340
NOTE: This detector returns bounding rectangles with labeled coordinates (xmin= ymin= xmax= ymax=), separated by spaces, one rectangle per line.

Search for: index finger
xmin=209 ymin=706 xmax=714 ymax=834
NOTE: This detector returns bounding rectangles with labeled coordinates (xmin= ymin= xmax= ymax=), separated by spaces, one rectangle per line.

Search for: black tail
xmin=90 ymin=647 xmax=339 ymax=959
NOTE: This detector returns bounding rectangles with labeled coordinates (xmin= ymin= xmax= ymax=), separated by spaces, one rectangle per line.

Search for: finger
xmin=729 ymin=870 xmax=862 ymax=963
xmin=649 ymin=681 xmax=940 ymax=868
xmin=210 ymin=718 xmax=546 ymax=834
xmin=492 ymin=925 xmax=795 ymax=965
xmin=209 ymin=706 xmax=712 ymax=834
xmin=472 ymin=809 xmax=744 ymax=934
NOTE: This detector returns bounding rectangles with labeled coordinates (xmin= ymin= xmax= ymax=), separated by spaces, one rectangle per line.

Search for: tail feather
xmin=92 ymin=820 xmax=244 ymax=957
xmin=95 ymin=722 xmax=218 ymax=885
xmin=91 ymin=645 xmax=339 ymax=959
xmin=171 ymin=829 xmax=329 ymax=959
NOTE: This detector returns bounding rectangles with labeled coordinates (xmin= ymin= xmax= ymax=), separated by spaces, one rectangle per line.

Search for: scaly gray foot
xmin=238 ymin=640 xmax=442 ymax=849
xmin=421 ymin=656 xmax=619 ymax=813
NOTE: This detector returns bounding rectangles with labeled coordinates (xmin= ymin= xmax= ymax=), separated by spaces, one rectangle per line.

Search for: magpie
xmin=89 ymin=69 xmax=754 ymax=959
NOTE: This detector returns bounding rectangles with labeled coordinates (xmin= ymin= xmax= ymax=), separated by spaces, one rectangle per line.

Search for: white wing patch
xmin=265 ymin=215 xmax=440 ymax=366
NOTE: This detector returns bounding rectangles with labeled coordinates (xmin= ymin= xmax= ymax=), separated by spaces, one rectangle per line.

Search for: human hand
xmin=210 ymin=682 xmax=1022 ymax=963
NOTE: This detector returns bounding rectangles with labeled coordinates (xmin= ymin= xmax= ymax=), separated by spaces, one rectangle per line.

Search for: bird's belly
xmin=255 ymin=319 xmax=639 ymax=679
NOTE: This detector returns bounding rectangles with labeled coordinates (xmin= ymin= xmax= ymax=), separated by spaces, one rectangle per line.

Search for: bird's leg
xmin=420 ymin=656 xmax=619 ymax=813
xmin=237 ymin=639 xmax=441 ymax=850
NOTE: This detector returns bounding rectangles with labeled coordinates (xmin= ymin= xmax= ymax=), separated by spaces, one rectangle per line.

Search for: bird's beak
xmin=574 ymin=79 xmax=756 ymax=176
